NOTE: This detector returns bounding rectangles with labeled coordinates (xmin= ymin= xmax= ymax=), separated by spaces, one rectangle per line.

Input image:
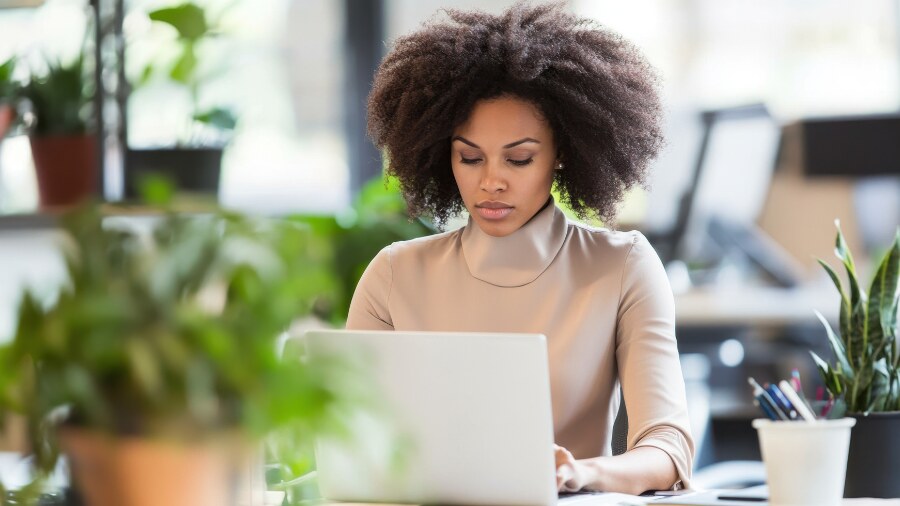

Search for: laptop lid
xmin=304 ymin=329 xmax=558 ymax=506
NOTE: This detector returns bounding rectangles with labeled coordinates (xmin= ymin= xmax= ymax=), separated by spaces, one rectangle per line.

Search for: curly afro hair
xmin=367 ymin=1 xmax=664 ymax=228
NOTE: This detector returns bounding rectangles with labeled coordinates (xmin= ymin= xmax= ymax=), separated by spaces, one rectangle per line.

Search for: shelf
xmin=0 ymin=0 xmax=45 ymax=8
xmin=0 ymin=212 xmax=56 ymax=230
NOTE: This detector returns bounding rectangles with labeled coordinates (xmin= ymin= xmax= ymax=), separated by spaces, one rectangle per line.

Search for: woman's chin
xmin=472 ymin=215 xmax=518 ymax=237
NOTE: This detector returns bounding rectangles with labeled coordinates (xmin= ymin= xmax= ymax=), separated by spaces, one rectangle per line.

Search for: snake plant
xmin=812 ymin=222 xmax=900 ymax=414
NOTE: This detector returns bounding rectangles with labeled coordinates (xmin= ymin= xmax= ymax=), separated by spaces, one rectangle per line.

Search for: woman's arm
xmin=556 ymin=445 xmax=677 ymax=495
xmin=345 ymin=245 xmax=395 ymax=330
xmin=612 ymin=232 xmax=695 ymax=490
xmin=557 ymin=232 xmax=695 ymax=494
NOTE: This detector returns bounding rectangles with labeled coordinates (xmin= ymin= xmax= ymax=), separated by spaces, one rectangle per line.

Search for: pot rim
xmin=751 ymin=417 xmax=857 ymax=429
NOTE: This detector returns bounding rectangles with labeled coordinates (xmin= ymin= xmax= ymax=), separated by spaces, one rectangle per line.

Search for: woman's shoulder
xmin=381 ymin=227 xmax=463 ymax=259
xmin=566 ymin=223 xmax=669 ymax=298
xmin=566 ymin=221 xmax=648 ymax=255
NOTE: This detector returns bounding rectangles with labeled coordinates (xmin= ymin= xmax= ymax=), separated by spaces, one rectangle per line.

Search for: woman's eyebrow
xmin=452 ymin=136 xmax=541 ymax=149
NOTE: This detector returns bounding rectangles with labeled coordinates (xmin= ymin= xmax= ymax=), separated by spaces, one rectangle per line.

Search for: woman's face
xmin=451 ymin=96 xmax=558 ymax=237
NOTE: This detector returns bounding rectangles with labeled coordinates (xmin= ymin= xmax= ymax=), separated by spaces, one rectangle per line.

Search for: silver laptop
xmin=304 ymin=329 xmax=559 ymax=506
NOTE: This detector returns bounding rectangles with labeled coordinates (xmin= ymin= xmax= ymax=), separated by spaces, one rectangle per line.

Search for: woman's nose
xmin=479 ymin=163 xmax=507 ymax=193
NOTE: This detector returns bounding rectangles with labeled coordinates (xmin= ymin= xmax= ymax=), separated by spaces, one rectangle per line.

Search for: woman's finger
xmin=555 ymin=445 xmax=574 ymax=464
xmin=556 ymin=464 xmax=573 ymax=491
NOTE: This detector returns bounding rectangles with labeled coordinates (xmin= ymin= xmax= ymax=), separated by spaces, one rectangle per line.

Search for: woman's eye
xmin=460 ymin=157 xmax=482 ymax=165
xmin=508 ymin=158 xmax=533 ymax=166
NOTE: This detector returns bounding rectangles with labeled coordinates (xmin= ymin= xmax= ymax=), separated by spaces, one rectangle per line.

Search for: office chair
xmin=611 ymin=390 xmax=628 ymax=457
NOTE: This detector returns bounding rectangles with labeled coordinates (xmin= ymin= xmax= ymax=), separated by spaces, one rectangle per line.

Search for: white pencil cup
xmin=752 ymin=418 xmax=856 ymax=506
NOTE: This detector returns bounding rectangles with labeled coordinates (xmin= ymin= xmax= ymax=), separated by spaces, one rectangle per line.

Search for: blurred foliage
xmin=0 ymin=56 xmax=16 ymax=101
xmin=812 ymin=222 xmax=900 ymax=414
xmin=21 ymin=53 xmax=94 ymax=137
xmin=0 ymin=56 xmax=18 ymax=140
xmin=0 ymin=185 xmax=370 ymax=481
xmin=289 ymin=176 xmax=435 ymax=326
xmin=551 ymin=185 xmax=604 ymax=228
xmin=0 ymin=176 xmax=427 ymax=503
xmin=144 ymin=2 xmax=237 ymax=142
xmin=0 ymin=10 xmax=96 ymax=140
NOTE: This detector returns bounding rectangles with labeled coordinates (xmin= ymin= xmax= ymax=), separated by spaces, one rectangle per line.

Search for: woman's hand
xmin=555 ymin=444 xmax=589 ymax=492
xmin=554 ymin=445 xmax=681 ymax=495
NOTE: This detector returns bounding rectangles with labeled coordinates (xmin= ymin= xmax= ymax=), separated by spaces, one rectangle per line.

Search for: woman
xmin=347 ymin=1 xmax=694 ymax=495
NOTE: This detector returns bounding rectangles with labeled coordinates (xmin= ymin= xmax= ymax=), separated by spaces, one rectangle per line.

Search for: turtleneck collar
xmin=460 ymin=197 xmax=569 ymax=287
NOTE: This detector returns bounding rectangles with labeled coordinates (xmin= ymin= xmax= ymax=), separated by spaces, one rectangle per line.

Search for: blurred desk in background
xmin=674 ymin=284 xmax=842 ymax=466
xmin=675 ymin=285 xmax=839 ymax=328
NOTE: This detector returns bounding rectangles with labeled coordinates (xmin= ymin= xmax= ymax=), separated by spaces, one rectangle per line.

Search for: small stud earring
xmin=556 ymin=162 xmax=564 ymax=170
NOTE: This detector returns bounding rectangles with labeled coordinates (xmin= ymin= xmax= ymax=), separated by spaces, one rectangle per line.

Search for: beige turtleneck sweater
xmin=345 ymin=201 xmax=694 ymax=489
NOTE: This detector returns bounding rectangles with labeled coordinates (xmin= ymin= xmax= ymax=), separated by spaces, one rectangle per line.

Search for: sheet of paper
xmin=320 ymin=493 xmax=655 ymax=506
xmin=559 ymin=491 xmax=656 ymax=505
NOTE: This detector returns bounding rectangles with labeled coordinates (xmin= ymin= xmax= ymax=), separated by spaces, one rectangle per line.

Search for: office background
xmin=1 ymin=0 xmax=899 ymax=474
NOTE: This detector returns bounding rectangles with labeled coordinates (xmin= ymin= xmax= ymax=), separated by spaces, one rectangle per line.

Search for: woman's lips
xmin=475 ymin=206 xmax=513 ymax=220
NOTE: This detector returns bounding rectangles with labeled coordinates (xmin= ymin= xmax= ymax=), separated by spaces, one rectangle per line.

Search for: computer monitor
xmin=801 ymin=113 xmax=900 ymax=177
xmin=646 ymin=104 xmax=800 ymax=287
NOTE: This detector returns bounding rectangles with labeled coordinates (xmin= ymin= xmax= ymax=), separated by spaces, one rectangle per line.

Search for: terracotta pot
xmin=0 ymin=104 xmax=14 ymax=140
xmin=29 ymin=134 xmax=98 ymax=210
xmin=59 ymin=429 xmax=245 ymax=506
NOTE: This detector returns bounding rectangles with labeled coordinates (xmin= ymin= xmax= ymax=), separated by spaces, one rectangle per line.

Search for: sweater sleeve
xmin=345 ymin=245 xmax=395 ymax=331
xmin=615 ymin=232 xmax=695 ymax=490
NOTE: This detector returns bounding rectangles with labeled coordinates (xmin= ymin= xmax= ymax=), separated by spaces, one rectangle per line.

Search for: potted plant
xmin=21 ymin=52 xmax=98 ymax=210
xmin=125 ymin=2 xmax=237 ymax=199
xmin=0 ymin=186 xmax=365 ymax=505
xmin=810 ymin=221 xmax=899 ymax=498
xmin=0 ymin=56 xmax=17 ymax=141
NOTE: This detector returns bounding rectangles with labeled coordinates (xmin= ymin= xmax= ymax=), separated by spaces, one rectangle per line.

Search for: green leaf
xmin=148 ymin=3 xmax=209 ymax=41
xmin=833 ymin=221 xmax=866 ymax=309
xmin=63 ymin=365 xmax=110 ymax=427
xmin=833 ymin=222 xmax=869 ymax=369
xmin=867 ymin=229 xmax=899 ymax=374
xmin=169 ymin=42 xmax=197 ymax=85
xmin=873 ymin=231 xmax=899 ymax=334
xmin=0 ymin=55 xmax=13 ymax=76
xmin=827 ymin=398 xmax=847 ymax=419
xmin=138 ymin=173 xmax=176 ymax=205
xmin=811 ymin=350 xmax=842 ymax=396
xmin=23 ymin=54 xmax=93 ymax=136
xmin=127 ymin=338 xmax=163 ymax=400
xmin=818 ymin=258 xmax=854 ymax=363
xmin=867 ymin=363 xmax=889 ymax=410
xmin=0 ymin=56 xmax=16 ymax=97
xmin=194 ymin=107 xmax=237 ymax=131
xmin=137 ymin=63 xmax=155 ymax=87
xmin=815 ymin=310 xmax=853 ymax=380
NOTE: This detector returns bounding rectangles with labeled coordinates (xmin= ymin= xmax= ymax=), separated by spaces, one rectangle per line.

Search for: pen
xmin=748 ymin=377 xmax=789 ymax=420
xmin=753 ymin=397 xmax=779 ymax=420
xmin=785 ymin=376 xmax=817 ymax=418
xmin=791 ymin=369 xmax=803 ymax=392
xmin=778 ymin=380 xmax=817 ymax=421
xmin=765 ymin=383 xmax=798 ymax=420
